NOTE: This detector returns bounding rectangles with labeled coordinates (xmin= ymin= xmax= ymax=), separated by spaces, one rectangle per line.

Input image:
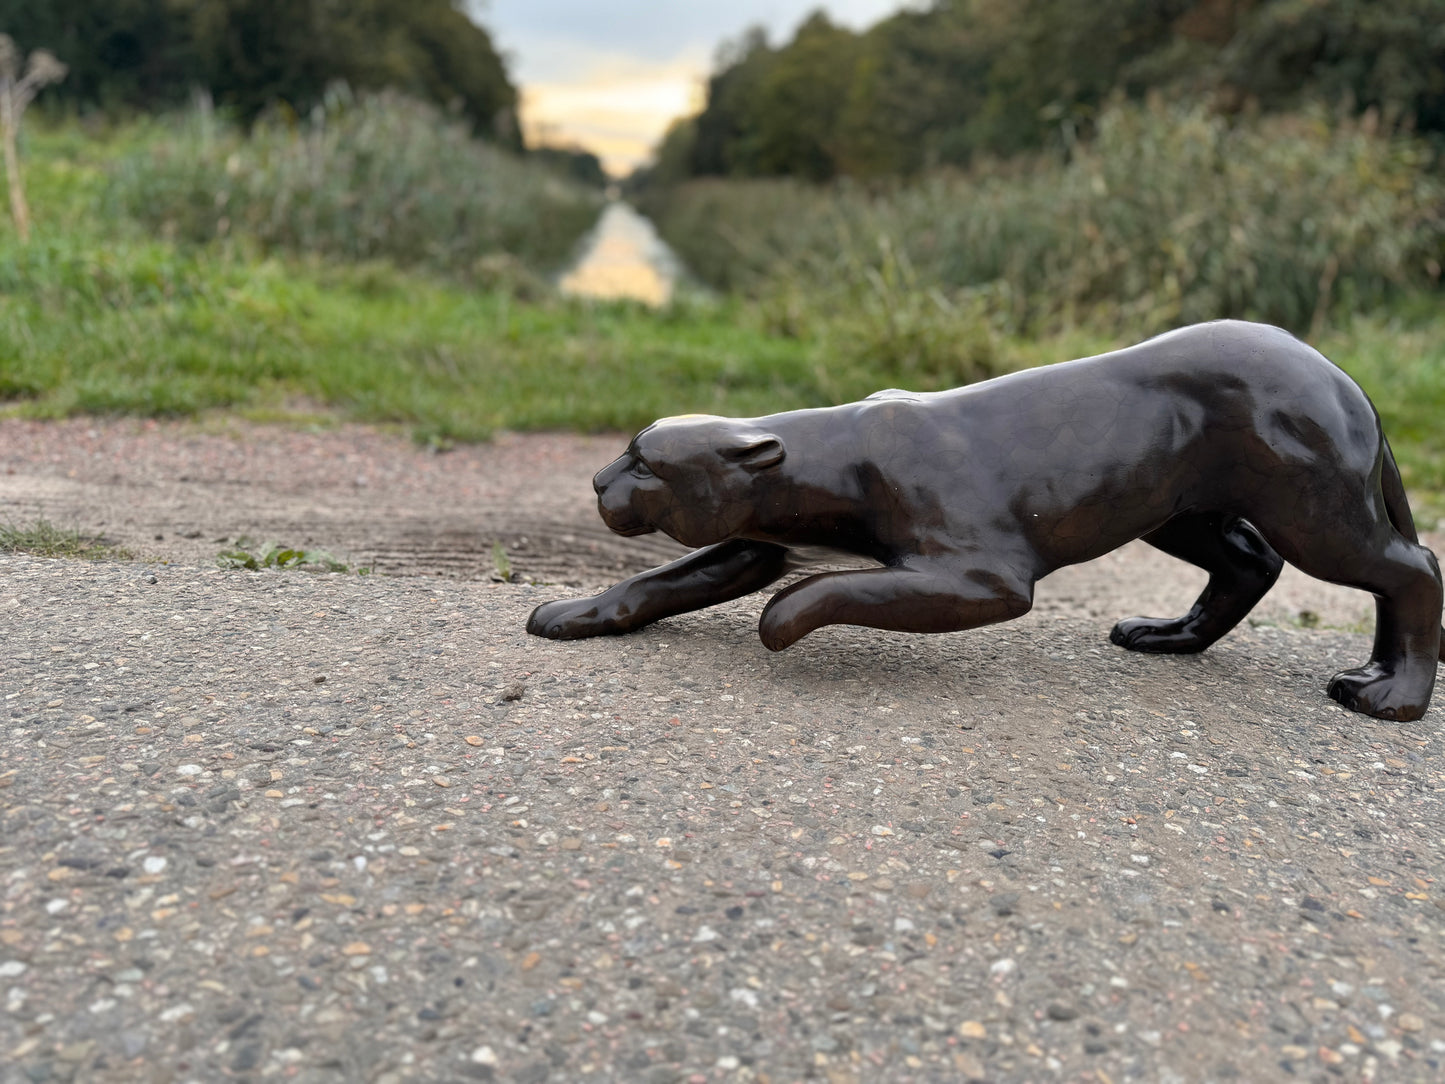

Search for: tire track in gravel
xmin=1 ymin=472 xmax=689 ymax=583
xmin=0 ymin=418 xmax=689 ymax=585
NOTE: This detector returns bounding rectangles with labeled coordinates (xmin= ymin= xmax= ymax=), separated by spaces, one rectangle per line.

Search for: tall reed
xmin=647 ymin=102 xmax=1445 ymax=339
xmin=109 ymin=89 xmax=603 ymax=276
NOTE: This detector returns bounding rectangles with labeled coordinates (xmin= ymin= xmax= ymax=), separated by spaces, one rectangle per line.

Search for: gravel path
xmin=3 ymin=418 xmax=1445 ymax=1082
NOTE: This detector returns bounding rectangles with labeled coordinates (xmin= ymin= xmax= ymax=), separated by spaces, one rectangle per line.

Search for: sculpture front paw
xmin=527 ymin=598 xmax=612 ymax=640
xmin=758 ymin=602 xmax=807 ymax=652
xmin=1109 ymin=616 xmax=1209 ymax=654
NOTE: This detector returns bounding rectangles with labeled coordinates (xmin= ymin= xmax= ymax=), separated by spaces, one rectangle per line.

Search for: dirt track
xmin=2 ymin=415 xmax=1430 ymax=633
xmin=0 ymin=417 xmax=692 ymax=586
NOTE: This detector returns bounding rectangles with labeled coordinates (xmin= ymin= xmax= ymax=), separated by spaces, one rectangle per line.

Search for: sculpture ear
xmin=721 ymin=434 xmax=785 ymax=471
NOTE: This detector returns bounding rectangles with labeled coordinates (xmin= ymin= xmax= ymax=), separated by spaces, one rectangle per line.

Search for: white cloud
xmin=522 ymin=69 xmax=704 ymax=175
xmin=481 ymin=1 xmax=909 ymax=80
xmin=474 ymin=1 xmax=912 ymax=172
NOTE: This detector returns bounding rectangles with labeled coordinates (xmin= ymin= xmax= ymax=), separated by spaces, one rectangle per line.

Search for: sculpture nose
xmin=593 ymin=457 xmax=624 ymax=495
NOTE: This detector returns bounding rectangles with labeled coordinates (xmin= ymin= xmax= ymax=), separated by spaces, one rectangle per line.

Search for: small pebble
xmin=992 ymin=892 xmax=1020 ymax=917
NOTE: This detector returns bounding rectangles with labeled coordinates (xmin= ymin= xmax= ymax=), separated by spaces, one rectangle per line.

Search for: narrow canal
xmin=557 ymin=200 xmax=688 ymax=306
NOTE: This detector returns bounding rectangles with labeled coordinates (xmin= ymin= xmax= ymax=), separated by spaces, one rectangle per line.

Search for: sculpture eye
xmin=631 ymin=460 xmax=653 ymax=479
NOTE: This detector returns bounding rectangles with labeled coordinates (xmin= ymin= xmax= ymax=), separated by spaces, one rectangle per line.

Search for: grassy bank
xmin=3 ymin=226 xmax=1442 ymax=515
xmin=0 ymin=234 xmax=828 ymax=442
xmin=1 ymin=110 xmax=1443 ymax=519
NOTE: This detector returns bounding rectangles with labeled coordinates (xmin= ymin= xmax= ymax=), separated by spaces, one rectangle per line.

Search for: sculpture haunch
xmin=527 ymin=320 xmax=1445 ymax=722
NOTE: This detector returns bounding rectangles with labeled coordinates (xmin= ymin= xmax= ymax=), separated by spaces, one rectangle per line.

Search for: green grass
xmin=4 ymin=227 xmax=1440 ymax=521
xmin=1322 ymin=310 xmax=1445 ymax=519
xmin=1 ymin=222 xmax=1442 ymax=516
xmin=1 ymin=114 xmax=1443 ymax=523
xmin=0 ymin=122 xmax=857 ymax=438
xmin=0 ymin=519 xmax=135 ymax=560
xmin=0 ymin=235 xmax=832 ymax=441
xmin=215 ymin=537 xmax=359 ymax=573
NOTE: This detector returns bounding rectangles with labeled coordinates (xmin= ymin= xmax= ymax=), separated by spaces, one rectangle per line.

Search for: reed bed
xmin=648 ymin=102 xmax=1445 ymax=345
xmin=109 ymin=90 xmax=603 ymax=276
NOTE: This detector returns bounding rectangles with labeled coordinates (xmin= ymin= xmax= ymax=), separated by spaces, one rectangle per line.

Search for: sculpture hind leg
xmin=758 ymin=560 xmax=1033 ymax=651
xmin=1111 ymin=512 xmax=1283 ymax=654
xmin=1249 ymin=491 xmax=1442 ymax=722
xmin=1319 ymin=537 xmax=1442 ymax=721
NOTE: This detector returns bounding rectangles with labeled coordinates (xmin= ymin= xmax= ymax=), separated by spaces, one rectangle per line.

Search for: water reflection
xmin=558 ymin=201 xmax=686 ymax=306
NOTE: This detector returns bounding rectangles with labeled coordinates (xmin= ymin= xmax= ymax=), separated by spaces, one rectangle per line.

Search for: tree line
xmin=646 ymin=0 xmax=1445 ymax=184
xmin=0 ymin=0 xmax=521 ymax=147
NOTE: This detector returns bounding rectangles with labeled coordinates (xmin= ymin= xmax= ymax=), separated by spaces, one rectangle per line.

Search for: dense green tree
xmin=642 ymin=116 xmax=698 ymax=188
xmin=659 ymin=0 xmax=1445 ymax=184
xmin=0 ymin=0 xmax=190 ymax=107
xmin=0 ymin=0 xmax=519 ymax=144
xmin=530 ymin=145 xmax=608 ymax=188
xmin=1216 ymin=0 xmax=1445 ymax=132
xmin=689 ymin=26 xmax=773 ymax=178
xmin=969 ymin=0 xmax=1197 ymax=155
xmin=738 ymin=13 xmax=862 ymax=180
xmin=832 ymin=2 xmax=1001 ymax=175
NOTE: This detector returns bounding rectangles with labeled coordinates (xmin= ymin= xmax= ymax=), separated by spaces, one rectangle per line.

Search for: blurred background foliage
xmin=644 ymin=102 xmax=1444 ymax=340
xmin=109 ymin=91 xmax=603 ymax=277
xmin=633 ymin=0 xmax=1445 ymax=366
xmin=642 ymin=0 xmax=1445 ymax=184
xmin=0 ymin=0 xmax=521 ymax=144
xmin=0 ymin=0 xmax=1444 ymax=498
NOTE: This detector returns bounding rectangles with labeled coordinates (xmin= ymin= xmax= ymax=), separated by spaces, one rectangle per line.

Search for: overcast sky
xmin=473 ymin=1 xmax=914 ymax=174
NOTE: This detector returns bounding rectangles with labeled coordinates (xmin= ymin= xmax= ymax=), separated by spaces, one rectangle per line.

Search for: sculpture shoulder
xmin=864 ymin=388 xmax=927 ymax=403
xmin=824 ymin=319 xmax=1344 ymax=426
xmin=1128 ymin=319 xmax=1321 ymax=369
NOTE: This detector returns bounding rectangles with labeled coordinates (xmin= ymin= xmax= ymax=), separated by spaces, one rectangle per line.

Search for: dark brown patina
xmin=528 ymin=320 xmax=1444 ymax=721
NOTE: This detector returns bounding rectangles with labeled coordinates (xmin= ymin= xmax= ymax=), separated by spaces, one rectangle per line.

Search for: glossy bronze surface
xmin=528 ymin=320 xmax=1444 ymax=721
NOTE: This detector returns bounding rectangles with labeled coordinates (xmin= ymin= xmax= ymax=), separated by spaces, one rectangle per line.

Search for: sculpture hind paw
xmin=1327 ymin=664 xmax=1433 ymax=722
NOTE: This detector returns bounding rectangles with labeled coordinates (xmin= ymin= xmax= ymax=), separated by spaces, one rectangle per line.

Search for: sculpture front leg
xmin=758 ymin=562 xmax=1033 ymax=651
xmin=527 ymin=539 xmax=791 ymax=640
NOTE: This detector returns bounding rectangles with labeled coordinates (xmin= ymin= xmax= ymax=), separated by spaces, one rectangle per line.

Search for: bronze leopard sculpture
xmin=528 ymin=320 xmax=1444 ymax=721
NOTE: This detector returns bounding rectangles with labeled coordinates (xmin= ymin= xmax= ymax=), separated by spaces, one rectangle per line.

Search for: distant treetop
xmin=647 ymin=0 xmax=1445 ymax=184
xmin=0 ymin=0 xmax=521 ymax=147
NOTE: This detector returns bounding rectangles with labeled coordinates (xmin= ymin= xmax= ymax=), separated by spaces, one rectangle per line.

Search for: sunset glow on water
xmin=558 ymin=202 xmax=685 ymax=306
